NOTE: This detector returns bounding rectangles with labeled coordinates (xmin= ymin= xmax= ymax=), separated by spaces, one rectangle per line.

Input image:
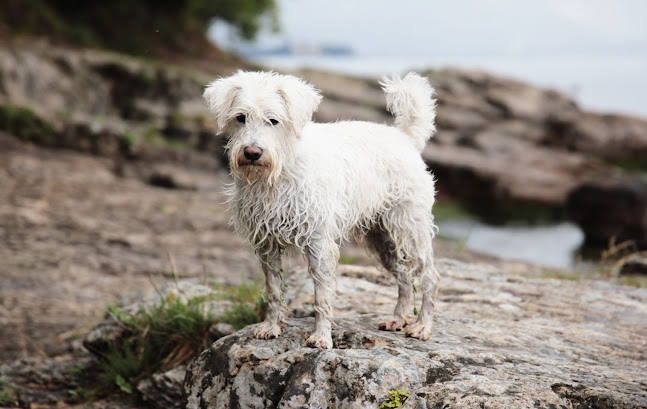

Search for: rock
xmin=184 ymin=259 xmax=647 ymax=408
xmin=567 ymin=177 xmax=647 ymax=247
xmin=138 ymin=366 xmax=187 ymax=409
xmin=545 ymin=112 xmax=647 ymax=160
xmin=0 ymin=353 xmax=135 ymax=409
xmin=619 ymin=257 xmax=647 ymax=276
xmin=417 ymin=69 xmax=615 ymax=215
xmin=422 ymin=137 xmax=605 ymax=212
xmin=209 ymin=322 xmax=236 ymax=338
xmin=0 ymin=40 xmax=218 ymax=163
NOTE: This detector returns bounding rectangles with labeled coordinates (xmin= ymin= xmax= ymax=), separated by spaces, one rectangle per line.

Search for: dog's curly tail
xmin=380 ymin=72 xmax=437 ymax=151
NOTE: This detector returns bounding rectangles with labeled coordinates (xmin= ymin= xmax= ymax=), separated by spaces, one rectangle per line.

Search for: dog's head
xmin=203 ymin=71 xmax=322 ymax=184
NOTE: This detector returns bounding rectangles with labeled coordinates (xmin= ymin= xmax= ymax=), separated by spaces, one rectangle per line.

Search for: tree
xmin=1 ymin=0 xmax=278 ymax=56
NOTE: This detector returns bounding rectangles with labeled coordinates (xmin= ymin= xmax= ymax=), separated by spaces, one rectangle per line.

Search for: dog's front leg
xmin=253 ymin=249 xmax=288 ymax=340
xmin=304 ymin=240 xmax=338 ymax=349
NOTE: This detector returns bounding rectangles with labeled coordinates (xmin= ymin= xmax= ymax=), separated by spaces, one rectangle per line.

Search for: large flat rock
xmin=185 ymin=259 xmax=647 ymax=408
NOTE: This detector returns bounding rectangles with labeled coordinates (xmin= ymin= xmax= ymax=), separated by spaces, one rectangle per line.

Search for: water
xmin=250 ymin=54 xmax=647 ymax=119
xmin=437 ymin=220 xmax=584 ymax=269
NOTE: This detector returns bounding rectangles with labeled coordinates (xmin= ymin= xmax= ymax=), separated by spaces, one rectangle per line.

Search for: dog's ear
xmin=203 ymin=76 xmax=241 ymax=134
xmin=279 ymin=76 xmax=322 ymax=138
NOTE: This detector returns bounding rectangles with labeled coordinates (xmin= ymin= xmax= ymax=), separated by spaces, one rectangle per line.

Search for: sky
xmin=262 ymin=0 xmax=647 ymax=58
xmin=209 ymin=0 xmax=647 ymax=117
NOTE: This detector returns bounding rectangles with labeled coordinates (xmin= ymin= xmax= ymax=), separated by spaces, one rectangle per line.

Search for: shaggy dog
xmin=203 ymin=71 xmax=439 ymax=349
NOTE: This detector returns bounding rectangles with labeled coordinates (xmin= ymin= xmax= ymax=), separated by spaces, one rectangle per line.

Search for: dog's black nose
xmin=243 ymin=146 xmax=263 ymax=161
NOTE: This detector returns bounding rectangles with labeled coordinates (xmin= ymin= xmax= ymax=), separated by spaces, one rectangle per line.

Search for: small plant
xmin=0 ymin=378 xmax=17 ymax=407
xmin=412 ymin=283 xmax=419 ymax=316
xmin=119 ymin=129 xmax=138 ymax=148
xmin=219 ymin=302 xmax=263 ymax=330
xmin=213 ymin=279 xmax=265 ymax=329
xmin=380 ymin=389 xmax=409 ymax=408
xmin=213 ymin=279 xmax=263 ymax=304
xmin=98 ymin=281 xmax=264 ymax=396
xmin=66 ymin=362 xmax=86 ymax=376
xmin=67 ymin=386 xmax=90 ymax=403
xmin=0 ymin=104 xmax=54 ymax=144
xmin=597 ymin=238 xmax=637 ymax=278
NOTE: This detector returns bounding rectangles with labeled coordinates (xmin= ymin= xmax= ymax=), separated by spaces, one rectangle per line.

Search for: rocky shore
xmin=1 ymin=40 xmax=647 ymax=408
xmin=3 ymin=40 xmax=647 ymax=240
xmin=3 ymin=262 xmax=646 ymax=408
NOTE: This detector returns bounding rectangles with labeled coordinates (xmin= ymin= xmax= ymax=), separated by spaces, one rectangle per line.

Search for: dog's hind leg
xmin=366 ymin=227 xmax=413 ymax=332
xmin=253 ymin=249 xmax=288 ymax=340
xmin=304 ymin=237 xmax=338 ymax=349
xmin=372 ymin=199 xmax=440 ymax=340
xmin=405 ymin=255 xmax=440 ymax=341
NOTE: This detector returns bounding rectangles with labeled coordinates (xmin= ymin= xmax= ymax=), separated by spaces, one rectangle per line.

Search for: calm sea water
xmin=437 ymin=220 xmax=584 ymax=269
xmin=251 ymin=54 xmax=647 ymax=119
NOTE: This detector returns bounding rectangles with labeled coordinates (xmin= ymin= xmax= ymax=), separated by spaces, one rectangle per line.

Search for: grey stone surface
xmin=138 ymin=366 xmax=187 ymax=409
xmin=184 ymin=259 xmax=647 ymax=409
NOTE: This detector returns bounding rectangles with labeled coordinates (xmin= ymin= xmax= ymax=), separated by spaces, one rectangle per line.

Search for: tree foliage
xmin=1 ymin=0 xmax=278 ymax=55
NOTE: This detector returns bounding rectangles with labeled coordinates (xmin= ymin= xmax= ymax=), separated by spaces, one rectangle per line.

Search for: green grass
xmin=338 ymin=254 xmax=359 ymax=264
xmin=218 ymin=302 xmax=263 ymax=330
xmin=617 ymin=274 xmax=647 ymax=288
xmin=432 ymin=200 xmax=472 ymax=222
xmin=606 ymin=156 xmax=647 ymax=173
xmin=212 ymin=279 xmax=264 ymax=304
xmin=535 ymin=270 xmax=585 ymax=282
xmin=0 ymin=378 xmax=16 ymax=407
xmin=67 ymin=386 xmax=91 ymax=403
xmin=380 ymin=390 xmax=409 ymax=408
xmin=119 ymin=129 xmax=138 ymax=148
xmin=0 ymin=104 xmax=54 ymax=144
xmin=97 ymin=280 xmax=264 ymax=397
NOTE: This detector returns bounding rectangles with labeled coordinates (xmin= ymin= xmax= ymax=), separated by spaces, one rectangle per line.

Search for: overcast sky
xmin=209 ymin=0 xmax=647 ymax=117
xmin=213 ymin=0 xmax=647 ymax=58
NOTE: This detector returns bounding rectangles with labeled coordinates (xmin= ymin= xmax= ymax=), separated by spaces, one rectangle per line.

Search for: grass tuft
xmin=0 ymin=104 xmax=54 ymax=144
xmin=97 ymin=280 xmax=264 ymax=396
xmin=0 ymin=378 xmax=17 ymax=407
xmin=380 ymin=389 xmax=409 ymax=408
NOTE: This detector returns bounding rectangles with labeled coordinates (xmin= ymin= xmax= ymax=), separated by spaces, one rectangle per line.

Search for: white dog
xmin=203 ymin=71 xmax=439 ymax=349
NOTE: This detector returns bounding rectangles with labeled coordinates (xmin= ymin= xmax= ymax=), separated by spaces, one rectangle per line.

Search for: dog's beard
xmin=238 ymin=163 xmax=269 ymax=184
xmin=230 ymin=155 xmax=279 ymax=185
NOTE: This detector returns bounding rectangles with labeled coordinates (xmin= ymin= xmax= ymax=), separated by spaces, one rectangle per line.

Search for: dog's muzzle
xmin=235 ymin=145 xmax=270 ymax=170
xmin=243 ymin=146 xmax=263 ymax=161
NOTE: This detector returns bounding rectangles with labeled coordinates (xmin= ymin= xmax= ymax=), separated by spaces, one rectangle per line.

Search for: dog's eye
xmin=236 ymin=114 xmax=246 ymax=124
xmin=269 ymin=118 xmax=279 ymax=126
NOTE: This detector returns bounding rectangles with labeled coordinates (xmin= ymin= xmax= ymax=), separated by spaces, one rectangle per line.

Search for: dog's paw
xmin=405 ymin=321 xmax=433 ymax=341
xmin=305 ymin=334 xmax=333 ymax=349
xmin=378 ymin=316 xmax=410 ymax=332
xmin=253 ymin=320 xmax=287 ymax=340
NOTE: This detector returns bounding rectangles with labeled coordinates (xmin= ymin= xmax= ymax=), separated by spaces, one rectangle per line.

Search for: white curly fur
xmin=203 ymin=70 xmax=440 ymax=349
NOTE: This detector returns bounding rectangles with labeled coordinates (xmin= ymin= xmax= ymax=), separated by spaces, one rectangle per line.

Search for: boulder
xmin=545 ymin=112 xmax=647 ymax=160
xmin=184 ymin=259 xmax=647 ymax=408
xmin=619 ymin=257 xmax=647 ymax=275
xmin=567 ymin=177 xmax=647 ymax=247
xmin=0 ymin=41 xmax=217 ymax=158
